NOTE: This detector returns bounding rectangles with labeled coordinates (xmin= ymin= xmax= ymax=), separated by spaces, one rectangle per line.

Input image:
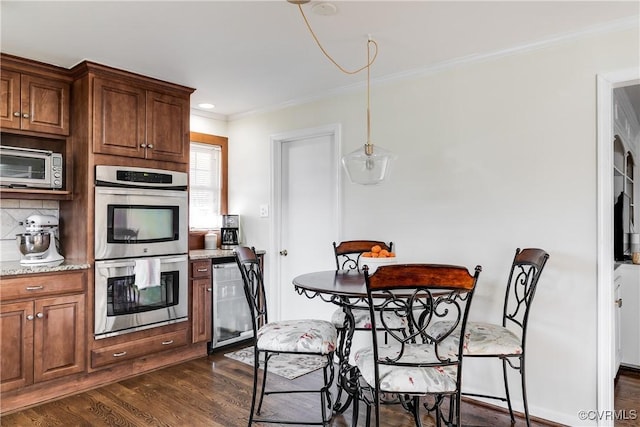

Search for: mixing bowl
xmin=16 ymin=232 xmax=50 ymax=256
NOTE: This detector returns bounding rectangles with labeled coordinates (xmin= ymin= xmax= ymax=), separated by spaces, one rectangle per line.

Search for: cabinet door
xmin=0 ymin=70 xmax=21 ymax=130
xmin=0 ymin=301 xmax=34 ymax=392
xmin=146 ymin=90 xmax=190 ymax=163
xmin=21 ymin=74 xmax=70 ymax=136
xmin=33 ymin=294 xmax=85 ymax=383
xmin=93 ymin=77 xmax=146 ymax=158
xmin=192 ymin=278 xmax=212 ymax=343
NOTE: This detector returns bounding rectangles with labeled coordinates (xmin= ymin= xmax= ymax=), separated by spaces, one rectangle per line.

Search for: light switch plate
xmin=259 ymin=204 xmax=269 ymax=217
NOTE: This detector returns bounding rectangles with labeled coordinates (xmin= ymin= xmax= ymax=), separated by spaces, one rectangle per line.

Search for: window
xmin=189 ymin=132 xmax=228 ymax=230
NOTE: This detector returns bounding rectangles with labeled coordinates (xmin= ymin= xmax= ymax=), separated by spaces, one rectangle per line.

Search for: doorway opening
xmin=596 ymin=69 xmax=640 ymax=427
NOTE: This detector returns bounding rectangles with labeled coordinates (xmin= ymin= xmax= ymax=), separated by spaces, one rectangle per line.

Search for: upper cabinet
xmin=73 ymin=61 xmax=193 ymax=165
xmin=1 ymin=54 xmax=71 ymax=137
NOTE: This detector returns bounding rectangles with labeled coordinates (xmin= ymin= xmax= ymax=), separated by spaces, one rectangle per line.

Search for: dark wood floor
xmin=1 ymin=345 xmax=637 ymax=426
xmin=615 ymin=367 xmax=640 ymax=427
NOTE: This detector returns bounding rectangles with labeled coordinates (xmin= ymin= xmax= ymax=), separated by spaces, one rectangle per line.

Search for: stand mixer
xmin=16 ymin=214 xmax=64 ymax=267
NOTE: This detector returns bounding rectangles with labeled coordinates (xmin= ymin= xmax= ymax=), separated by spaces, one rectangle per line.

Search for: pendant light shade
xmin=289 ymin=3 xmax=396 ymax=185
xmin=342 ymin=143 xmax=394 ymax=185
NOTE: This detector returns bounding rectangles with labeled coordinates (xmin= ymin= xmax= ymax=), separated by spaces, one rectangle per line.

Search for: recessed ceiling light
xmin=312 ymin=2 xmax=337 ymax=16
xmin=198 ymin=103 xmax=215 ymax=109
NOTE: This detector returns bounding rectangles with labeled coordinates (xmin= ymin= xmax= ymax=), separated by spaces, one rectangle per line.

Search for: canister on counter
xmin=204 ymin=232 xmax=218 ymax=250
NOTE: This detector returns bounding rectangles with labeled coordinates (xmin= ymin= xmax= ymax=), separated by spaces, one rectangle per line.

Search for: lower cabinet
xmin=617 ymin=263 xmax=640 ymax=368
xmin=191 ymin=260 xmax=212 ymax=344
xmin=91 ymin=329 xmax=189 ymax=368
xmin=1 ymin=290 xmax=85 ymax=393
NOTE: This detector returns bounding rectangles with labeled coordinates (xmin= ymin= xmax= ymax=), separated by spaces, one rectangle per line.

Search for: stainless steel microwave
xmin=0 ymin=145 xmax=63 ymax=189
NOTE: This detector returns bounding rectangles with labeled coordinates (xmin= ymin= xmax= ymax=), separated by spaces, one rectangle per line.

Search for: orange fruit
xmin=379 ymin=249 xmax=389 ymax=257
xmin=388 ymin=252 xmax=396 ymax=257
xmin=362 ymin=252 xmax=372 ymax=257
xmin=371 ymin=245 xmax=382 ymax=253
xmin=370 ymin=252 xmax=379 ymax=257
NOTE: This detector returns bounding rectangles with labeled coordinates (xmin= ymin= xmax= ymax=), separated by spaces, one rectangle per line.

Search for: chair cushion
xmin=257 ymin=319 xmax=337 ymax=355
xmin=428 ymin=321 xmax=523 ymax=356
xmin=354 ymin=344 xmax=458 ymax=394
xmin=331 ymin=308 xmax=407 ymax=330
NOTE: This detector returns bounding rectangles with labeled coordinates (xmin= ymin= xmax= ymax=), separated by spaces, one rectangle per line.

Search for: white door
xmin=270 ymin=125 xmax=341 ymax=322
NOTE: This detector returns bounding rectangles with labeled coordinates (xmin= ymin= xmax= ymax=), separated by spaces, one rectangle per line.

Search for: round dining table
xmin=292 ymin=269 xmax=374 ymax=414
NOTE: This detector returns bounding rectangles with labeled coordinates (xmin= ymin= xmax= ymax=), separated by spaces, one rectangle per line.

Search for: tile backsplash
xmin=0 ymin=199 xmax=59 ymax=262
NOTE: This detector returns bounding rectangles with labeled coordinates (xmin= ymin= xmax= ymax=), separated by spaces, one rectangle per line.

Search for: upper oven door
xmin=95 ymin=186 xmax=188 ymax=260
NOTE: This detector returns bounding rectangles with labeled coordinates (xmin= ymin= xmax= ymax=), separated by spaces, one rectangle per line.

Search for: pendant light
xmin=288 ymin=1 xmax=395 ymax=185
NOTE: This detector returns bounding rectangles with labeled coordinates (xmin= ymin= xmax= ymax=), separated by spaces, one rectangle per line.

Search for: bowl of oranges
xmin=359 ymin=244 xmax=397 ymax=273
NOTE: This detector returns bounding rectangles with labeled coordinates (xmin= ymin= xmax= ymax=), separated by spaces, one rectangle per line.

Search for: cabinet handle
xmin=140 ymin=143 xmax=147 ymax=148
xmin=26 ymin=285 xmax=44 ymax=291
xmin=197 ymin=268 xmax=208 ymax=272
xmin=161 ymin=340 xmax=174 ymax=345
xmin=36 ymin=312 xmax=44 ymax=319
xmin=113 ymin=351 xmax=127 ymax=357
xmin=13 ymin=112 xmax=21 ymax=117
xmin=616 ymin=298 xmax=623 ymax=308
xmin=207 ymin=288 xmax=213 ymax=292
xmin=22 ymin=113 xmax=29 ymax=119
xmin=26 ymin=314 xmax=34 ymax=321
xmin=147 ymin=144 xmax=154 ymax=149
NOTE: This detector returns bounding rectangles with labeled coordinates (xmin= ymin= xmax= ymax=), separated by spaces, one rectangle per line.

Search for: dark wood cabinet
xmin=190 ymin=260 xmax=212 ymax=344
xmin=0 ymin=271 xmax=86 ymax=393
xmin=78 ymin=62 xmax=193 ymax=165
xmin=1 ymin=55 xmax=71 ymax=136
xmin=90 ymin=329 xmax=189 ymax=369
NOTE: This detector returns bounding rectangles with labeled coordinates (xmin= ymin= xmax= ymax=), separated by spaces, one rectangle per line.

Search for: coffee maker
xmin=221 ymin=214 xmax=240 ymax=249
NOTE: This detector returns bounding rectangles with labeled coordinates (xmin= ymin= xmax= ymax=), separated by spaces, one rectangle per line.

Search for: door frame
xmin=269 ymin=124 xmax=342 ymax=321
xmin=596 ymin=68 xmax=639 ymax=426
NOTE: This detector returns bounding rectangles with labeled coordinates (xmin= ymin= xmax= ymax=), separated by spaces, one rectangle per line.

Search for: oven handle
xmin=95 ymin=186 xmax=187 ymax=197
xmin=95 ymin=255 xmax=188 ymax=268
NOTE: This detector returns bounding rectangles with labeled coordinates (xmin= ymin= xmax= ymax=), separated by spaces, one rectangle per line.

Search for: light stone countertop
xmin=188 ymin=248 xmax=265 ymax=260
xmin=0 ymin=260 xmax=91 ymax=277
xmin=0 ymin=248 xmax=264 ymax=276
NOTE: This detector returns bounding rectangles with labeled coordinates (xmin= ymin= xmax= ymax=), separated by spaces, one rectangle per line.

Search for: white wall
xmin=190 ymin=111 xmax=228 ymax=136
xmin=220 ymin=27 xmax=639 ymax=425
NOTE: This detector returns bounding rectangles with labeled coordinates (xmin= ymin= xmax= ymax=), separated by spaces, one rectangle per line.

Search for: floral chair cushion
xmin=428 ymin=320 xmax=523 ymax=356
xmin=354 ymin=344 xmax=459 ymax=394
xmin=257 ymin=319 xmax=337 ymax=355
xmin=331 ymin=307 xmax=407 ymax=330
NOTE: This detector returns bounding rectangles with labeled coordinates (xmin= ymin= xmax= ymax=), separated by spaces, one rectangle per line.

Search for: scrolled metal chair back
xmin=502 ymin=248 xmax=549 ymax=334
xmin=364 ymin=263 xmax=481 ymax=367
xmin=333 ymin=240 xmax=393 ymax=271
xmin=235 ymin=246 xmax=267 ymax=334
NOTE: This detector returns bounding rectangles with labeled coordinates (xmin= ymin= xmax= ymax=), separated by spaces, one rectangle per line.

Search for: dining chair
xmin=234 ymin=246 xmax=338 ymax=426
xmin=352 ymin=263 xmax=482 ymax=427
xmin=429 ymin=248 xmax=549 ymax=427
xmin=331 ymin=240 xmax=405 ymax=335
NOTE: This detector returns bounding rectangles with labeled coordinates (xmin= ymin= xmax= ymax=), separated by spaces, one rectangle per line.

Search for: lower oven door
xmin=94 ymin=254 xmax=188 ymax=339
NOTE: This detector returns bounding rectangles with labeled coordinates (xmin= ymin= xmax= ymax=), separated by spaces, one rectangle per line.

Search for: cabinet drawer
xmin=191 ymin=260 xmax=211 ymax=278
xmin=91 ymin=329 xmax=188 ymax=368
xmin=0 ymin=271 xmax=85 ymax=301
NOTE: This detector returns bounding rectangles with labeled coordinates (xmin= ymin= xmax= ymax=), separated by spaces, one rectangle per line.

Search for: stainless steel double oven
xmin=94 ymin=165 xmax=189 ymax=339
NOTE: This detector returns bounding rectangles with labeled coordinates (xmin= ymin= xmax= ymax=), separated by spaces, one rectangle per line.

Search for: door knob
xmin=279 ymin=249 xmax=288 ymax=256
xmin=616 ymin=298 xmax=623 ymax=308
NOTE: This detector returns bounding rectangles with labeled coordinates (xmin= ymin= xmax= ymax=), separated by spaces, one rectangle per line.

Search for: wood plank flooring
xmin=1 ymin=345 xmax=637 ymax=426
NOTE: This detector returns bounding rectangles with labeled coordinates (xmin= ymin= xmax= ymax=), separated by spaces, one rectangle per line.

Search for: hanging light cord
xmin=296 ymin=4 xmax=378 ymax=76
xmin=295 ymin=4 xmax=377 ymax=151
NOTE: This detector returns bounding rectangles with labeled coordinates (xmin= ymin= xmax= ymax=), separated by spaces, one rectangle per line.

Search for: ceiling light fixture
xmin=288 ymin=0 xmax=395 ymax=185
xmin=198 ymin=103 xmax=215 ymax=109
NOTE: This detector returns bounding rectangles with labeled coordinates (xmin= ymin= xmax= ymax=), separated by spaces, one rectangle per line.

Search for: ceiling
xmin=1 ymin=1 xmax=639 ymax=120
